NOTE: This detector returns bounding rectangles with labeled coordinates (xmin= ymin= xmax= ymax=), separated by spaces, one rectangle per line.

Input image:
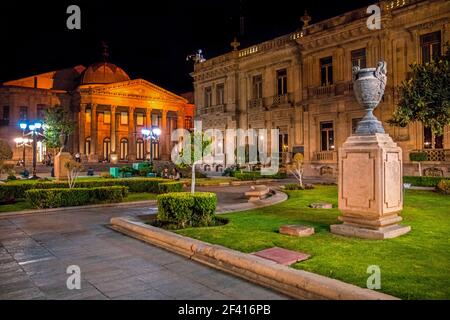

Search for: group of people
xmin=161 ymin=167 xmax=181 ymax=180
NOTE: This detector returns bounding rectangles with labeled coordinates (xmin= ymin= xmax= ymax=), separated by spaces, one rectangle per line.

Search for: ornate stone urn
xmin=352 ymin=61 xmax=387 ymax=135
xmin=331 ymin=60 xmax=411 ymax=240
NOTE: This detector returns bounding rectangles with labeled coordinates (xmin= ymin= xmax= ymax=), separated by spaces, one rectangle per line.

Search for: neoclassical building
xmin=0 ymin=62 xmax=194 ymax=164
xmin=192 ymin=0 xmax=450 ymax=177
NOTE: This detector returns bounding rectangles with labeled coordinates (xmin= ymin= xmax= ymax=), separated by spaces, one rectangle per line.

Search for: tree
xmin=177 ymin=132 xmax=212 ymax=194
xmin=388 ymin=44 xmax=450 ymax=135
xmin=0 ymin=139 xmax=12 ymax=161
xmin=290 ymin=153 xmax=304 ymax=187
xmin=65 ymin=160 xmax=83 ymax=188
xmin=43 ymin=105 xmax=75 ymax=151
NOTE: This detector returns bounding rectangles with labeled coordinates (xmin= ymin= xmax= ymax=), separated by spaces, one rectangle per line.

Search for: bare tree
xmin=290 ymin=153 xmax=304 ymax=187
xmin=65 ymin=160 xmax=83 ymax=189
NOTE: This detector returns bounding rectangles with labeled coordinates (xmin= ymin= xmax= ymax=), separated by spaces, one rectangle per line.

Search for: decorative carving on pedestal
xmin=331 ymin=61 xmax=411 ymax=240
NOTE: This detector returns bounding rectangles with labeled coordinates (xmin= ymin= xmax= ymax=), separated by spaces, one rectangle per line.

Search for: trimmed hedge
xmin=25 ymin=186 xmax=128 ymax=209
xmin=157 ymin=192 xmax=217 ymax=228
xmin=234 ymin=171 xmax=287 ymax=181
xmin=437 ymin=180 xmax=450 ymax=195
xmin=158 ymin=182 xmax=183 ymax=194
xmin=0 ymin=178 xmax=170 ymax=200
xmin=409 ymin=152 xmax=428 ymax=162
xmin=403 ymin=176 xmax=450 ymax=187
xmin=284 ymin=183 xmax=314 ymax=190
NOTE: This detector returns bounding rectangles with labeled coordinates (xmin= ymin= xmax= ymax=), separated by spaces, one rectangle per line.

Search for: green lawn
xmin=122 ymin=192 xmax=158 ymax=202
xmin=176 ymin=185 xmax=450 ymax=300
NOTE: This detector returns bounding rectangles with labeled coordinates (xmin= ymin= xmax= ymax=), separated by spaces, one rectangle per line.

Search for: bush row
xmin=157 ymin=192 xmax=217 ymax=229
xmin=0 ymin=178 xmax=172 ymax=200
xmin=158 ymin=182 xmax=183 ymax=194
xmin=403 ymin=176 xmax=450 ymax=187
xmin=25 ymin=186 xmax=128 ymax=209
xmin=233 ymin=171 xmax=287 ymax=181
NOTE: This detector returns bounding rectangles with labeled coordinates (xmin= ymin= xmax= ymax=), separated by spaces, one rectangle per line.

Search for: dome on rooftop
xmin=81 ymin=62 xmax=130 ymax=85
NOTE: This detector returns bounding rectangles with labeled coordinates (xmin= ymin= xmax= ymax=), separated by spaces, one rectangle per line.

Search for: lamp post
xmin=21 ymin=121 xmax=43 ymax=179
xmin=18 ymin=122 xmax=28 ymax=167
xmin=141 ymin=126 xmax=161 ymax=166
xmin=14 ymin=137 xmax=31 ymax=168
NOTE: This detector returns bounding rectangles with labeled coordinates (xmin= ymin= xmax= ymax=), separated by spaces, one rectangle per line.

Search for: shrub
xmin=437 ymin=180 xmax=450 ymax=195
xmin=119 ymin=166 xmax=137 ymax=177
xmin=0 ymin=178 xmax=167 ymax=200
xmin=403 ymin=176 xmax=448 ymax=187
xmin=284 ymin=183 xmax=314 ymax=190
xmin=157 ymin=192 xmax=217 ymax=228
xmin=25 ymin=186 xmax=128 ymax=209
xmin=0 ymin=139 xmax=12 ymax=161
xmin=100 ymin=173 xmax=114 ymax=179
xmin=409 ymin=152 xmax=428 ymax=162
xmin=158 ymin=182 xmax=183 ymax=194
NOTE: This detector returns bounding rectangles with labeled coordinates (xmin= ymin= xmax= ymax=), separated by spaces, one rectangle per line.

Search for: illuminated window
xmin=120 ymin=112 xmax=128 ymax=125
xmin=351 ymin=48 xmax=366 ymax=68
xmin=320 ymin=57 xmax=333 ymax=86
xmin=216 ymin=84 xmax=225 ymax=105
xmin=136 ymin=113 xmax=144 ymax=126
xmin=184 ymin=116 xmax=193 ymax=129
xmin=1 ymin=106 xmax=10 ymax=126
xmin=103 ymin=111 xmax=111 ymax=124
xmin=252 ymin=75 xmax=263 ymax=99
xmin=421 ymin=31 xmax=441 ymax=64
xmin=151 ymin=113 xmax=161 ymax=127
xmin=85 ymin=137 xmax=91 ymax=155
xmin=86 ymin=109 xmax=91 ymax=123
xmin=320 ymin=122 xmax=335 ymax=151
xmin=120 ymin=138 xmax=128 ymax=160
xmin=204 ymin=87 xmax=212 ymax=108
xmin=424 ymin=127 xmax=443 ymax=149
xmin=276 ymin=69 xmax=288 ymax=96
xmin=136 ymin=139 xmax=144 ymax=160
xmin=103 ymin=138 xmax=111 ymax=161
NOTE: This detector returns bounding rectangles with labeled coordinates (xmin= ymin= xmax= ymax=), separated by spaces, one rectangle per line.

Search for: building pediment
xmin=78 ymin=79 xmax=188 ymax=104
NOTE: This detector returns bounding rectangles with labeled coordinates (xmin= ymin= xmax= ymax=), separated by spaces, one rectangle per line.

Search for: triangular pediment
xmin=79 ymin=79 xmax=188 ymax=103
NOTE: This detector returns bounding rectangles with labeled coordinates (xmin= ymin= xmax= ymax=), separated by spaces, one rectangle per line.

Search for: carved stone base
xmin=330 ymin=224 xmax=411 ymax=240
xmin=54 ymin=152 xmax=72 ymax=181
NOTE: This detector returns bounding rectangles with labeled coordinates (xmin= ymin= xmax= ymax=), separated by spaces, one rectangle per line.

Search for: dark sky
xmin=1 ymin=0 xmax=375 ymax=94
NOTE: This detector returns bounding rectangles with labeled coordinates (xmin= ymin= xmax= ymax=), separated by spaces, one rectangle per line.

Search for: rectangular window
xmin=120 ymin=112 xmax=128 ymax=125
xmin=216 ymin=84 xmax=225 ymax=105
xmin=421 ymin=31 xmax=441 ymax=64
xmin=204 ymin=87 xmax=212 ymax=108
xmin=424 ymin=127 xmax=443 ymax=149
xmin=136 ymin=113 xmax=144 ymax=126
xmin=320 ymin=122 xmax=335 ymax=151
xmin=37 ymin=105 xmax=46 ymax=121
xmin=351 ymin=48 xmax=367 ymax=68
xmin=276 ymin=69 xmax=288 ymax=96
xmin=184 ymin=116 xmax=193 ymax=129
xmin=103 ymin=111 xmax=111 ymax=124
xmin=320 ymin=57 xmax=333 ymax=86
xmin=1 ymin=106 xmax=10 ymax=125
xmin=252 ymin=75 xmax=263 ymax=99
xmin=86 ymin=109 xmax=91 ymax=123
xmin=19 ymin=106 xmax=28 ymax=121
xmin=151 ymin=113 xmax=160 ymax=127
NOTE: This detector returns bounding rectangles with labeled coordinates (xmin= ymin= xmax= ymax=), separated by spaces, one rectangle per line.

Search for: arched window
xmin=136 ymin=139 xmax=144 ymax=160
xmin=85 ymin=137 xmax=91 ymax=155
xmin=103 ymin=138 xmax=111 ymax=161
xmin=120 ymin=138 xmax=128 ymax=160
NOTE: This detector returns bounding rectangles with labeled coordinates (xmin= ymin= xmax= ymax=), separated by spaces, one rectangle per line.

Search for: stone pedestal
xmin=54 ymin=152 xmax=72 ymax=181
xmin=331 ymin=134 xmax=411 ymax=240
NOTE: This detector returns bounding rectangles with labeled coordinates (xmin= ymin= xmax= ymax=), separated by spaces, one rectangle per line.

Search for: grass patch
xmin=176 ymin=185 xmax=450 ymax=300
xmin=123 ymin=192 xmax=158 ymax=202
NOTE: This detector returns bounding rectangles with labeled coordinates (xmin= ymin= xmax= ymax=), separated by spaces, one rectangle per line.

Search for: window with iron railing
xmin=216 ymin=84 xmax=225 ymax=105
xmin=204 ymin=87 xmax=212 ymax=108
xmin=320 ymin=121 xmax=335 ymax=151
xmin=252 ymin=75 xmax=263 ymax=99
xmin=276 ymin=69 xmax=288 ymax=96
xmin=351 ymin=48 xmax=367 ymax=68
xmin=320 ymin=57 xmax=333 ymax=86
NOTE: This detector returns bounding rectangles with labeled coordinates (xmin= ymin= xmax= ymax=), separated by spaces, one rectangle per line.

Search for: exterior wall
xmin=192 ymin=0 xmax=450 ymax=177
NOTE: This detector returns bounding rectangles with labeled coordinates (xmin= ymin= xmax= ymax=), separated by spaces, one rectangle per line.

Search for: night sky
xmin=1 ymin=0 xmax=375 ymax=94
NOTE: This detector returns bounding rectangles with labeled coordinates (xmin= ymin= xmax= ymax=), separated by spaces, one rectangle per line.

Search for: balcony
xmin=248 ymin=98 xmax=263 ymax=109
xmin=313 ymin=151 xmax=337 ymax=163
xmin=271 ymin=93 xmax=294 ymax=107
xmin=308 ymin=85 xmax=336 ymax=98
xmin=197 ymin=105 xmax=226 ymax=116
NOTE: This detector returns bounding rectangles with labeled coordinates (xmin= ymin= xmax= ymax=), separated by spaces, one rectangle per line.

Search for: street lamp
xmin=141 ymin=126 xmax=161 ymax=166
xmin=18 ymin=122 xmax=29 ymax=167
xmin=19 ymin=121 xmax=43 ymax=179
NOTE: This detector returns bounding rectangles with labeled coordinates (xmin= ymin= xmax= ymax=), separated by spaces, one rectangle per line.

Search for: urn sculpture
xmin=331 ymin=61 xmax=411 ymax=240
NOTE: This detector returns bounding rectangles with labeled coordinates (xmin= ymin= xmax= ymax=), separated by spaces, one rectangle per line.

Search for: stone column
xmin=128 ymin=107 xmax=136 ymax=161
xmin=89 ymin=104 xmax=98 ymax=162
xmin=110 ymin=105 xmax=118 ymax=164
xmin=161 ymin=110 xmax=169 ymax=160
xmin=145 ymin=109 xmax=152 ymax=158
xmin=79 ymin=104 xmax=86 ymax=155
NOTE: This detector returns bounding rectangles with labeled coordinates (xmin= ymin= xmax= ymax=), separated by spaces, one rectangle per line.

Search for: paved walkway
xmin=0 ymin=204 xmax=288 ymax=300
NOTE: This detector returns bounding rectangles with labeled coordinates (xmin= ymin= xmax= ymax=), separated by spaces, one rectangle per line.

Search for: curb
xmin=216 ymin=189 xmax=288 ymax=214
xmin=110 ymin=216 xmax=398 ymax=300
xmin=0 ymin=200 xmax=156 ymax=219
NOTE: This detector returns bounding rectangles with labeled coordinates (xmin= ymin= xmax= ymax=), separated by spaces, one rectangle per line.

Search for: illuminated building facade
xmin=0 ymin=62 xmax=194 ymax=163
xmin=192 ymin=0 xmax=450 ymax=177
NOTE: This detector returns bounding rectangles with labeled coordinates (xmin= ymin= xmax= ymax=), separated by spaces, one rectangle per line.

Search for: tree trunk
xmin=191 ymin=163 xmax=196 ymax=194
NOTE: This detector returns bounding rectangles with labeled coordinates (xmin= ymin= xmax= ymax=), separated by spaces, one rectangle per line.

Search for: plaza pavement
xmin=0 ymin=189 xmax=289 ymax=300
